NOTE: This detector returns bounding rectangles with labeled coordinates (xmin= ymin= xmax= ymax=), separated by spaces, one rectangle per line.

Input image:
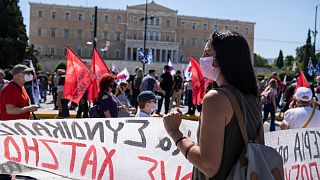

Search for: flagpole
xmin=142 ymin=0 xmax=148 ymax=74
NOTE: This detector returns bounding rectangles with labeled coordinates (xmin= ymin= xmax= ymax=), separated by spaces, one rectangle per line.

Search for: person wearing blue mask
xmin=135 ymin=91 xmax=161 ymax=117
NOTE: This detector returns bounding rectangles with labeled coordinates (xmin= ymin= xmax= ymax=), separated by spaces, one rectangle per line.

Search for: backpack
xmin=216 ymin=88 xmax=284 ymax=180
xmin=260 ymin=90 xmax=272 ymax=105
xmin=89 ymin=93 xmax=106 ymax=118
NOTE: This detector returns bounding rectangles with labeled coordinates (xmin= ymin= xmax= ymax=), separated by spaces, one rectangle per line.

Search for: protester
xmin=56 ymin=75 xmax=69 ymax=118
xmin=116 ymin=82 xmax=131 ymax=117
xmin=38 ymin=73 xmax=48 ymax=103
xmin=163 ymin=31 xmax=262 ymax=179
xmin=4 ymin=68 xmax=13 ymax=81
xmin=185 ymin=80 xmax=196 ymax=115
xmin=156 ymin=65 xmax=173 ymax=115
xmin=53 ymin=69 xmax=61 ymax=110
xmin=140 ymin=69 xmax=165 ymax=94
xmin=170 ymin=70 xmax=183 ymax=110
xmin=0 ymin=64 xmax=38 ymax=120
xmin=128 ymin=67 xmax=140 ymax=104
xmin=76 ymin=91 xmax=89 ymax=118
xmin=0 ymin=69 xmax=9 ymax=90
xmin=261 ymin=79 xmax=278 ymax=131
xmin=22 ymin=60 xmax=36 ymax=105
xmin=132 ymin=68 xmax=144 ymax=109
xmin=135 ymin=91 xmax=161 ymax=117
xmin=98 ymin=73 xmax=126 ymax=118
xmin=280 ymin=87 xmax=320 ymax=129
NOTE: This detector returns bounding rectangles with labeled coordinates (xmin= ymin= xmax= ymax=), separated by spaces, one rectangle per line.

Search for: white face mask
xmin=24 ymin=73 xmax=33 ymax=82
xmin=151 ymin=102 xmax=158 ymax=113
xmin=199 ymin=56 xmax=220 ymax=81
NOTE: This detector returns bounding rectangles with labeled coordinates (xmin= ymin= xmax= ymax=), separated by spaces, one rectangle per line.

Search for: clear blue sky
xmin=19 ymin=0 xmax=318 ymax=58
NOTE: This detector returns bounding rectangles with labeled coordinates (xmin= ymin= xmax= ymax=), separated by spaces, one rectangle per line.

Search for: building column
xmin=160 ymin=49 xmax=163 ymax=62
xmin=165 ymin=49 xmax=167 ymax=62
xmin=125 ymin=44 xmax=128 ymax=61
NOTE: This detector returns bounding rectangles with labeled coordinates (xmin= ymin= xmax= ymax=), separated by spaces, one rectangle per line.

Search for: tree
xmin=253 ymin=53 xmax=269 ymax=68
xmin=276 ymin=50 xmax=284 ymax=69
xmin=284 ymin=55 xmax=294 ymax=68
xmin=0 ymin=0 xmax=28 ymax=69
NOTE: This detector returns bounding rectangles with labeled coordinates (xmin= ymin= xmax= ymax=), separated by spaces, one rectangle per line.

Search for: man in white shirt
xmin=135 ymin=91 xmax=161 ymax=117
xmin=280 ymin=87 xmax=320 ymax=129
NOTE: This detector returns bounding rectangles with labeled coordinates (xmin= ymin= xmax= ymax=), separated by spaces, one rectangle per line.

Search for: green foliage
xmin=25 ymin=44 xmax=40 ymax=70
xmin=276 ymin=50 xmax=284 ymax=69
xmin=253 ymin=53 xmax=269 ymax=68
xmin=0 ymin=0 xmax=28 ymax=69
xmin=278 ymin=71 xmax=296 ymax=83
xmin=284 ymin=55 xmax=294 ymax=68
xmin=55 ymin=61 xmax=66 ymax=71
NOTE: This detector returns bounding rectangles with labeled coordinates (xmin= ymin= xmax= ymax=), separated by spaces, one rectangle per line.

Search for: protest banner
xmin=0 ymin=117 xmax=198 ymax=179
xmin=265 ymin=128 xmax=320 ymax=179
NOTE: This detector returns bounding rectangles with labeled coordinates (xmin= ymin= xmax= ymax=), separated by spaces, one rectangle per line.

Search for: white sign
xmin=0 ymin=117 xmax=198 ymax=179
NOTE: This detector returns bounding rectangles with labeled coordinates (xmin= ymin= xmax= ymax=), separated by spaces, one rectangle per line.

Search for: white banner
xmin=265 ymin=128 xmax=320 ymax=179
xmin=0 ymin=117 xmax=198 ymax=179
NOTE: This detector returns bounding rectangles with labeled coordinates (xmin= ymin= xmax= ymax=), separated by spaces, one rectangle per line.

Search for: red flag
xmin=87 ymin=48 xmax=111 ymax=102
xmin=190 ymin=56 xmax=206 ymax=106
xmin=294 ymin=71 xmax=310 ymax=92
xmin=64 ymin=46 xmax=96 ymax=104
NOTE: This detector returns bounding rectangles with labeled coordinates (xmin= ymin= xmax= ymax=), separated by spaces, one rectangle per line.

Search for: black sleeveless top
xmin=192 ymin=84 xmax=262 ymax=180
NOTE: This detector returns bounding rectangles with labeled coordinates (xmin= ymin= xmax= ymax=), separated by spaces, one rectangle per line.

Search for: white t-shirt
xmin=283 ymin=106 xmax=320 ymax=129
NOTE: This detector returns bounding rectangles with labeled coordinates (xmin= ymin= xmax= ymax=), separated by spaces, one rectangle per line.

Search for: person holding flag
xmin=163 ymin=31 xmax=262 ymax=179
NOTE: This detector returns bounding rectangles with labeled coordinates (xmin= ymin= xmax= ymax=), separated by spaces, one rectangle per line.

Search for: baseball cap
xmin=137 ymin=91 xmax=161 ymax=103
xmin=295 ymin=87 xmax=312 ymax=101
xmin=12 ymin=64 xmax=34 ymax=75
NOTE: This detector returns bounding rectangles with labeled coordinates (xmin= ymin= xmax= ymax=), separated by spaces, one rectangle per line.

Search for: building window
xmin=165 ymin=36 xmax=170 ymax=42
xmin=63 ymin=48 xmax=67 ymax=55
xmin=102 ymin=51 xmax=108 ymax=59
xmin=192 ymin=22 xmax=197 ymax=29
xmin=37 ymin=28 xmax=42 ymax=36
xmin=132 ymin=32 xmax=137 ymax=40
xmin=78 ymin=13 xmax=83 ymax=21
xmin=104 ymin=15 xmax=109 ymax=23
xmin=115 ymin=32 xmax=121 ymax=41
xmin=77 ymin=48 xmax=82 ymax=57
xmin=50 ymin=48 xmax=55 ymax=55
xmin=235 ymin=26 xmax=240 ymax=32
xmin=103 ymin=31 xmax=108 ymax=40
xmin=181 ymin=21 xmax=186 ymax=28
xmin=225 ymin=25 xmax=229 ymax=31
xmin=90 ymin=31 xmax=94 ymax=39
xmin=51 ymin=11 xmax=56 ymax=19
xmin=213 ymin=24 xmax=219 ymax=31
xmin=51 ymin=28 xmax=56 ymax=38
xmin=203 ymin=23 xmax=208 ymax=30
xmin=133 ymin=16 xmax=138 ymax=25
xmin=77 ymin=30 xmax=82 ymax=39
xmin=192 ymin=38 xmax=196 ymax=46
xmin=244 ymin=27 xmax=249 ymax=35
xmin=91 ymin=14 xmax=95 ymax=22
xmin=155 ymin=16 xmax=160 ymax=25
xmin=166 ymin=20 xmax=170 ymax=27
xmin=180 ymin=37 xmax=186 ymax=45
xmin=38 ymin=10 xmax=43 ymax=18
xmin=65 ymin=12 xmax=70 ymax=20
xmin=64 ymin=29 xmax=70 ymax=39
xmin=116 ymin=15 xmax=122 ymax=23
xmin=36 ymin=47 xmax=42 ymax=54
xmin=155 ymin=32 xmax=160 ymax=41
xmin=115 ymin=50 xmax=120 ymax=59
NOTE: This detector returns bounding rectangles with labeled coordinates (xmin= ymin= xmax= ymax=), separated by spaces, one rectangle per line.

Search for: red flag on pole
xmin=87 ymin=48 xmax=110 ymax=102
xmin=64 ymin=46 xmax=96 ymax=104
xmin=190 ymin=56 xmax=206 ymax=106
xmin=294 ymin=71 xmax=310 ymax=92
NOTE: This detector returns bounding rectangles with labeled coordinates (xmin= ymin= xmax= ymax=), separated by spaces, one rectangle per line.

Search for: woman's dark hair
xmin=210 ymin=31 xmax=258 ymax=95
xmin=99 ymin=73 xmax=115 ymax=92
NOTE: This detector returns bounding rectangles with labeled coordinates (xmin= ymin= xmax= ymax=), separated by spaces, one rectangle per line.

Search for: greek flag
xmin=307 ymin=57 xmax=314 ymax=76
xmin=138 ymin=47 xmax=145 ymax=60
xmin=147 ymin=49 xmax=153 ymax=64
xmin=315 ymin=59 xmax=320 ymax=76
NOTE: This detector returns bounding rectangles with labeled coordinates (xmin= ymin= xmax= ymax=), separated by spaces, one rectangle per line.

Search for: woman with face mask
xmin=0 ymin=64 xmax=38 ymax=120
xmin=163 ymin=31 xmax=263 ymax=179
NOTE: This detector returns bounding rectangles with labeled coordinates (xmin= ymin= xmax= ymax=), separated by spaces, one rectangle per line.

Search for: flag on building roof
xmin=167 ymin=59 xmax=175 ymax=75
xmin=307 ymin=57 xmax=314 ymax=76
xmin=116 ymin=68 xmax=130 ymax=84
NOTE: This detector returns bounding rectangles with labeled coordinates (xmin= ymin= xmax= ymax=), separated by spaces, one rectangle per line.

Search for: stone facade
xmin=29 ymin=1 xmax=255 ymax=71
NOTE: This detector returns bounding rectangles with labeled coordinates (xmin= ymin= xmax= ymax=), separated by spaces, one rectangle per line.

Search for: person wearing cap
xmin=135 ymin=91 xmax=161 ymax=117
xmin=0 ymin=64 xmax=38 ymax=120
xmin=280 ymin=87 xmax=320 ymax=130
xmin=0 ymin=69 xmax=9 ymax=90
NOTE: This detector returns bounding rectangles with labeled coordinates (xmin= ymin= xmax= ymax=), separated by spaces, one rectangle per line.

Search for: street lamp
xmin=140 ymin=0 xmax=154 ymax=74
xmin=314 ymin=3 xmax=320 ymax=54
